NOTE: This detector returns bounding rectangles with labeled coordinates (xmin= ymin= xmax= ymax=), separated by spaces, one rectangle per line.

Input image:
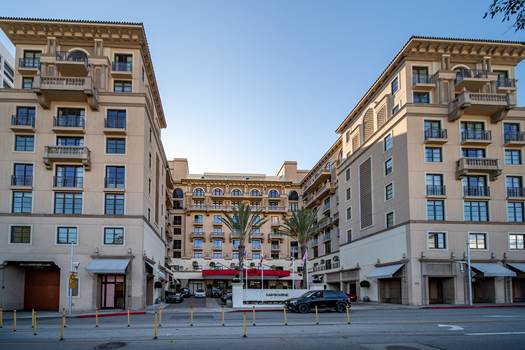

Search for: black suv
xmin=285 ymin=290 xmax=351 ymax=313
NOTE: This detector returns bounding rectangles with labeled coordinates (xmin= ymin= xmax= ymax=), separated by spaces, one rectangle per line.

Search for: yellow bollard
xmin=283 ymin=307 xmax=288 ymax=326
xmin=0 ymin=307 xmax=3 ymax=328
xmin=95 ymin=308 xmax=99 ymax=328
xmin=153 ymin=312 xmax=158 ymax=340
xmin=127 ymin=308 xmax=131 ymax=327
xmin=346 ymin=304 xmax=351 ymax=324
xmin=13 ymin=309 xmax=16 ymax=332
xmin=242 ymin=312 xmax=247 ymax=338
xmin=158 ymin=307 xmax=163 ymax=327
xmin=59 ymin=314 xmax=65 ymax=341
xmin=221 ymin=306 xmax=225 ymax=327
xmin=31 ymin=309 xmax=35 ymax=330
xmin=33 ymin=311 xmax=37 ymax=336
xmin=315 ymin=305 xmax=319 ymax=325
xmin=189 ymin=306 xmax=193 ymax=327
xmin=252 ymin=306 xmax=256 ymax=326
xmin=62 ymin=308 xmax=67 ymax=328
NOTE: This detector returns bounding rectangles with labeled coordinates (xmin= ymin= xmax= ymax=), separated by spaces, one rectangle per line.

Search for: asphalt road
xmin=1 ymin=307 xmax=525 ymax=349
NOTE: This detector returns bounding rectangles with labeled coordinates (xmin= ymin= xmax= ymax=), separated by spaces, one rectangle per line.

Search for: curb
xmin=421 ymin=304 xmax=525 ymax=310
xmin=76 ymin=311 xmax=146 ymax=318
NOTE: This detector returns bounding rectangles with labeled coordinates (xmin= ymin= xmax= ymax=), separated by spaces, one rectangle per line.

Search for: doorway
xmin=473 ymin=277 xmax=495 ymax=303
xmin=100 ymin=274 xmax=126 ymax=309
xmin=24 ymin=266 xmax=60 ymax=311
xmin=379 ymin=278 xmax=402 ymax=304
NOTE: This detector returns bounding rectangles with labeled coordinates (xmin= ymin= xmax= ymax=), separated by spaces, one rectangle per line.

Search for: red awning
xmin=202 ymin=268 xmax=290 ymax=278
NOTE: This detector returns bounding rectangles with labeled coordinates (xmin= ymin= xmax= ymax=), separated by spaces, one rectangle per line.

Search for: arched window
xmin=268 ymin=189 xmax=279 ymax=198
xmin=212 ymin=188 xmax=224 ymax=196
xmin=173 ymin=188 xmax=184 ymax=198
xmin=67 ymin=49 xmax=88 ymax=62
xmin=288 ymin=191 xmax=299 ymax=201
xmin=193 ymin=188 xmax=204 ymax=197
xmin=250 ymin=189 xmax=261 ymax=197
xmin=231 ymin=188 xmax=242 ymax=197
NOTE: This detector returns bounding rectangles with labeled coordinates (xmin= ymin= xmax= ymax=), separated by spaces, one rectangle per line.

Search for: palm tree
xmin=278 ymin=208 xmax=317 ymax=289
xmin=221 ymin=203 xmax=267 ymax=287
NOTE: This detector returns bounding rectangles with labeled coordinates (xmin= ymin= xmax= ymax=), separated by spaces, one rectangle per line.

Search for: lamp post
xmin=68 ymin=242 xmax=74 ymax=316
xmin=466 ymin=240 xmax=473 ymax=306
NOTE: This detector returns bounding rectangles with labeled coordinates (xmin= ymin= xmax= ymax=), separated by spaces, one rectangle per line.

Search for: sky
xmin=1 ymin=0 xmax=524 ymax=174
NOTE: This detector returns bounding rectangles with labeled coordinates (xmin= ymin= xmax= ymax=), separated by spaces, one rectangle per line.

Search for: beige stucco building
xmin=0 ymin=18 xmax=174 ymax=311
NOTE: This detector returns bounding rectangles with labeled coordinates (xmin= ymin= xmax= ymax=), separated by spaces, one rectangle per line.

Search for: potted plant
xmin=154 ymin=281 xmax=163 ymax=289
xmin=359 ymin=280 xmax=371 ymax=302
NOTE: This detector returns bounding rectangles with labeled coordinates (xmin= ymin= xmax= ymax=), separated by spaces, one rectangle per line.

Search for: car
xmin=211 ymin=287 xmax=222 ymax=298
xmin=194 ymin=288 xmax=206 ymax=298
xmin=165 ymin=292 xmax=183 ymax=304
xmin=220 ymin=291 xmax=232 ymax=304
xmin=284 ymin=290 xmax=351 ymax=313
xmin=180 ymin=288 xmax=191 ymax=298
xmin=346 ymin=292 xmax=358 ymax=302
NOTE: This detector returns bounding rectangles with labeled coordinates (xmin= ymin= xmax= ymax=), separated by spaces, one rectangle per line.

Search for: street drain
xmin=95 ymin=342 xmax=127 ymax=349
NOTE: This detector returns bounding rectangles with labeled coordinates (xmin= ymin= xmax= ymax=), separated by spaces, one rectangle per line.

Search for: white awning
xmin=366 ymin=264 xmax=404 ymax=279
xmin=507 ymin=263 xmax=525 ymax=273
xmin=471 ymin=263 xmax=516 ymax=277
xmin=145 ymin=260 xmax=165 ymax=279
xmin=85 ymin=259 xmax=130 ymax=274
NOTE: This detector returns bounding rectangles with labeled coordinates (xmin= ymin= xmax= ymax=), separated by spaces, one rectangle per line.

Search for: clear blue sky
xmin=1 ymin=0 xmax=524 ymax=174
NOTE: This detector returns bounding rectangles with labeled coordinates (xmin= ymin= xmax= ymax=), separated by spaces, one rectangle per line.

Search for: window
xmin=464 ymin=201 xmax=489 ymax=222
xmin=54 ymin=192 xmax=82 ymax=214
xmin=252 ymin=240 xmax=261 ymax=250
xmin=12 ymin=163 xmax=33 ymax=186
xmin=269 ymin=189 xmax=279 ymax=198
xmin=113 ymin=53 xmax=132 ymax=71
xmin=424 ymin=120 xmax=442 ymax=139
xmin=12 ymin=191 xmax=32 ymax=213
xmin=386 ymin=212 xmax=394 ymax=228
xmin=462 ymin=148 xmax=485 ymax=158
xmin=384 ymin=134 xmax=393 ymax=151
xmin=106 ymin=109 xmax=126 ymax=129
xmin=104 ymin=227 xmax=124 ymax=245
xmin=22 ymin=50 xmax=41 ymax=68
xmin=289 ymin=202 xmax=299 ymax=211
xmin=55 ymin=165 xmax=84 ymax=188
xmin=346 ymin=188 xmax=351 ymax=200
xmin=173 ymin=240 xmax=182 ymax=249
xmin=425 ymin=147 xmax=442 ymax=162
xmin=427 ymin=200 xmax=445 ymax=221
xmin=469 ymin=233 xmax=487 ymax=250
xmin=461 ymin=121 xmax=486 ymax=140
xmin=4 ymin=61 xmax=14 ymax=82
xmin=56 ymin=227 xmax=78 ymax=244
xmin=56 ymin=108 xmax=84 ymax=128
xmin=392 ymin=105 xmax=400 ymax=115
xmin=212 ymin=188 xmax=224 ymax=196
xmin=505 ymin=149 xmax=522 ymax=165
xmin=213 ymin=240 xmax=222 ymax=249
xmin=426 ymin=174 xmax=444 ymax=196
xmin=194 ymin=214 xmax=203 ymax=223
xmin=345 ymin=168 xmax=351 ymax=182
xmin=347 ymin=230 xmax=352 ymax=243
xmin=232 ymin=239 xmax=240 ymax=249
xmin=14 ymin=106 xmax=36 ymax=126
xmin=506 ymin=176 xmax=523 ymax=197
xmin=504 ymin=123 xmax=521 ymax=143
xmin=194 ymin=252 xmax=203 ymax=258
xmin=463 ymin=175 xmax=488 ymax=196
xmin=413 ymin=92 xmax=430 ymax=103
xmin=14 ymin=135 xmax=34 ymax=152
xmin=193 ymin=239 xmax=203 ymax=249
xmin=250 ymin=189 xmax=261 ymax=197
xmin=213 ymin=215 xmax=222 ymax=225
xmin=212 ymin=252 xmax=222 ymax=259
xmin=10 ymin=226 xmax=31 ymax=244
xmin=113 ymin=80 xmax=132 ymax=93
xmin=231 ymin=189 xmax=242 ymax=196
xmin=509 ymin=234 xmax=525 ymax=250
xmin=413 ymin=66 xmax=429 ymax=83
xmin=384 ymin=158 xmax=393 ymax=175
xmin=193 ymin=188 xmax=205 ymax=197
xmin=21 ymin=77 xmax=33 ymax=90
xmin=346 ymin=207 xmax=351 ymax=221
xmin=385 ymin=183 xmax=394 ymax=201
xmin=427 ymin=232 xmax=446 ymax=249
xmin=391 ymin=77 xmax=399 ymax=94
xmin=508 ymin=202 xmax=524 ymax=222
xmin=105 ymin=193 xmax=125 ymax=215
xmin=105 ymin=166 xmax=125 ymax=189
xmin=106 ymin=138 xmax=126 ymax=154
xmin=57 ymin=136 xmax=83 ymax=146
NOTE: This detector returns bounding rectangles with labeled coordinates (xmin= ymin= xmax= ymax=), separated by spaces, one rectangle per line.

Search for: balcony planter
xmin=154 ymin=281 xmax=163 ymax=289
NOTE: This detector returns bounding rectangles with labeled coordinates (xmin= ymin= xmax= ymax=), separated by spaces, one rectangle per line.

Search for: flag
xmin=302 ymin=248 xmax=308 ymax=267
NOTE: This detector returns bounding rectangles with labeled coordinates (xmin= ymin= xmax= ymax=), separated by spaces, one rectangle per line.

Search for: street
xmin=1 ymin=306 xmax=525 ymax=349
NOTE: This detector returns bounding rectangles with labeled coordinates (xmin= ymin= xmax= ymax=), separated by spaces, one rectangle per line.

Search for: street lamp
xmin=466 ymin=240 xmax=473 ymax=306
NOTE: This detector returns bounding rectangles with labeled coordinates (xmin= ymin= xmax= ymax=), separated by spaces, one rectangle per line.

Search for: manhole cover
xmin=95 ymin=342 xmax=127 ymax=350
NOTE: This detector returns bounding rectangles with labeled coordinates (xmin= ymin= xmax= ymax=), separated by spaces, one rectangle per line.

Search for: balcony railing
xmin=104 ymin=177 xmax=125 ymax=189
xmin=54 ymin=176 xmax=83 ymax=188
xmin=112 ymin=62 xmax=133 ymax=72
xmin=448 ymin=91 xmax=515 ymax=122
xmin=424 ymin=129 xmax=447 ymax=140
xmin=426 ymin=185 xmax=446 ymax=196
xmin=104 ymin=118 xmax=127 ymax=129
xmin=497 ymin=78 xmax=517 ymax=89
xmin=412 ymin=75 xmax=433 ymax=84
xmin=55 ymin=51 xmax=88 ymax=64
xmin=463 ymin=186 xmax=490 ymax=197
xmin=504 ymin=132 xmax=525 ymax=144
xmin=211 ymin=231 xmax=225 ymax=237
xmin=323 ymin=234 xmax=331 ymax=242
xmin=461 ymin=130 xmax=491 ymax=142
xmin=11 ymin=114 xmax=35 ymax=127
xmin=271 ymin=245 xmax=280 ymax=251
xmin=18 ymin=58 xmax=40 ymax=69
xmin=11 ymin=175 xmax=33 ymax=186
xmin=456 ymin=157 xmax=501 ymax=180
xmin=54 ymin=115 xmax=85 ymax=128
xmin=455 ymin=69 xmax=489 ymax=84
xmin=507 ymin=187 xmax=525 ymax=198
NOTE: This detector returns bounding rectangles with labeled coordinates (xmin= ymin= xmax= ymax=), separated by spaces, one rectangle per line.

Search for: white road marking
xmin=438 ymin=324 xmax=464 ymax=331
xmin=483 ymin=315 xmax=516 ymax=318
xmin=466 ymin=331 xmax=525 ymax=336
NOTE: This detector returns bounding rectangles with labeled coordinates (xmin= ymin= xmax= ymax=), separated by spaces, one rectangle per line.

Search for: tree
xmin=484 ymin=0 xmax=524 ymax=31
xmin=221 ymin=203 xmax=267 ymax=287
xmin=278 ymin=208 xmax=318 ymax=289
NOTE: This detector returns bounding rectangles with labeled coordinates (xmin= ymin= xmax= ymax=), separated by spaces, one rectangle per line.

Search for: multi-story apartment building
xmin=0 ymin=18 xmax=173 ymax=311
xmin=167 ymin=158 xmax=308 ymax=293
xmin=0 ymin=40 xmax=14 ymax=88
xmin=331 ymin=36 xmax=525 ymax=305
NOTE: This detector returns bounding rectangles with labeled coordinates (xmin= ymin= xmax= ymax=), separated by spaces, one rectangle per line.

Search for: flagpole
xmin=292 ymin=257 xmax=295 ymax=290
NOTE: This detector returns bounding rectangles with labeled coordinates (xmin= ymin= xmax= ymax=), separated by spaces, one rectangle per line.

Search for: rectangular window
xmin=113 ymin=80 xmax=132 ymax=93
xmin=413 ymin=66 xmax=429 ymax=83
xmin=427 ymin=232 xmax=446 ymax=249
xmin=346 ymin=188 xmax=351 ymax=200
xmin=113 ymin=53 xmax=132 ymax=71
xmin=345 ymin=168 xmax=351 ymax=182
xmin=346 ymin=207 xmax=351 ymax=221
xmin=10 ymin=226 xmax=31 ymax=244
xmin=391 ymin=77 xmax=399 ymax=94
xmin=509 ymin=234 xmax=525 ymax=250
xmin=12 ymin=163 xmax=33 ymax=186
xmin=212 ymin=252 xmax=222 ymax=259
xmin=213 ymin=240 xmax=222 ymax=249
xmin=106 ymin=138 xmax=126 ymax=154
xmin=508 ymin=202 xmax=524 ymax=222
xmin=252 ymin=240 xmax=261 ymax=250
xmin=12 ymin=191 xmax=32 ymax=213
xmin=505 ymin=149 xmax=522 ymax=165
xmin=55 ymin=165 xmax=84 ymax=188
xmin=105 ymin=166 xmax=125 ymax=189
xmin=392 ymin=104 xmax=400 ymax=115
xmin=106 ymin=109 xmax=126 ymax=129
xmin=386 ymin=212 xmax=394 ymax=228
xmin=385 ymin=183 xmax=394 ymax=201
xmin=56 ymin=227 xmax=78 ymax=244
xmin=462 ymin=148 xmax=486 ymax=158
xmin=424 ymin=120 xmax=442 ymax=138
xmin=21 ymin=77 xmax=33 ymax=90
xmin=425 ymin=147 xmax=442 ymax=162
xmin=384 ymin=158 xmax=393 ymax=175
xmin=22 ymin=50 xmax=41 ymax=68
xmin=56 ymin=136 xmax=84 ymax=146
xmin=347 ymin=230 xmax=352 ymax=243
xmin=194 ymin=214 xmax=203 ymax=223
xmin=54 ymin=192 xmax=83 ymax=214
xmin=173 ymin=216 xmax=182 ymax=225
xmin=464 ymin=201 xmax=489 ymax=222
xmin=426 ymin=174 xmax=444 ymax=196
xmin=14 ymin=135 xmax=34 ymax=152
xmin=469 ymin=233 xmax=487 ymax=250
xmin=384 ymin=134 xmax=393 ymax=151
xmin=213 ymin=215 xmax=222 ymax=225
xmin=413 ymin=92 xmax=430 ymax=103
xmin=427 ymin=200 xmax=445 ymax=221
xmin=193 ymin=239 xmax=203 ymax=249
xmin=461 ymin=122 xmax=486 ymax=141
xmin=14 ymin=106 xmax=36 ymax=126
xmin=105 ymin=193 xmax=125 ymax=215
xmin=104 ymin=227 xmax=124 ymax=245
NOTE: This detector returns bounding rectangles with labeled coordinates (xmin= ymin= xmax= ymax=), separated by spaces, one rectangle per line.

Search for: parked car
xmin=165 ymin=292 xmax=183 ymax=304
xmin=220 ymin=291 xmax=232 ymax=304
xmin=194 ymin=288 xmax=206 ymax=298
xmin=180 ymin=288 xmax=191 ymax=298
xmin=346 ymin=292 xmax=358 ymax=302
xmin=284 ymin=290 xmax=351 ymax=313
xmin=211 ymin=287 xmax=222 ymax=298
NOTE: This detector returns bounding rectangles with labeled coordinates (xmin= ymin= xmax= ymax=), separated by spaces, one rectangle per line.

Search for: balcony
xmin=496 ymin=78 xmax=517 ymax=92
xmin=191 ymin=231 xmax=204 ymax=240
xmin=424 ymin=129 xmax=447 ymax=144
xmin=211 ymin=231 xmax=225 ymax=239
xmin=504 ymin=132 xmax=525 ymax=147
xmin=426 ymin=185 xmax=446 ymax=197
xmin=104 ymin=177 xmax=125 ymax=191
xmin=10 ymin=175 xmax=33 ymax=188
xmin=111 ymin=62 xmax=133 ymax=78
xmin=461 ymin=130 xmax=492 ymax=146
xmin=507 ymin=187 xmax=525 ymax=199
xmin=454 ymin=69 xmax=492 ymax=91
xmin=52 ymin=115 xmax=85 ymax=134
xmin=448 ymin=91 xmax=515 ymax=122
xmin=53 ymin=51 xmax=88 ymax=76
xmin=304 ymin=170 xmax=331 ymax=194
xmin=322 ymin=233 xmax=331 ymax=242
xmin=318 ymin=217 xmax=332 ymax=231
xmin=412 ymin=75 xmax=435 ymax=91
xmin=321 ymin=201 xmax=331 ymax=213
xmin=463 ymin=186 xmax=490 ymax=198
xmin=271 ymin=245 xmax=280 ymax=251
xmin=209 ymin=204 xmax=228 ymax=211
xmin=43 ymin=146 xmax=91 ymax=170
xmin=53 ymin=176 xmax=83 ymax=190
xmin=103 ymin=118 xmax=127 ymax=135
xmin=456 ymin=157 xmax=501 ymax=181
xmin=17 ymin=58 xmax=40 ymax=75
xmin=10 ymin=115 xmax=35 ymax=132
xmin=266 ymin=206 xmax=286 ymax=212
xmin=33 ymin=76 xmax=98 ymax=110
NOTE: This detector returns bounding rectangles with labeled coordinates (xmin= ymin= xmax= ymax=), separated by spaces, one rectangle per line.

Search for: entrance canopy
xmin=471 ymin=263 xmax=516 ymax=277
xmin=507 ymin=263 xmax=525 ymax=273
xmin=366 ymin=264 xmax=404 ymax=279
xmin=85 ymin=259 xmax=130 ymax=274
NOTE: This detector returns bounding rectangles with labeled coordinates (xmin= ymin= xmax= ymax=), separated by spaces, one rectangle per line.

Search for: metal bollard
xmin=59 ymin=314 xmax=65 ymax=341
xmin=95 ymin=308 xmax=99 ymax=328
xmin=13 ymin=309 xmax=16 ymax=332
xmin=315 ymin=305 xmax=319 ymax=325
xmin=242 ymin=312 xmax=247 ymax=338
xmin=189 ymin=306 xmax=193 ymax=327
xmin=283 ymin=307 xmax=288 ymax=326
xmin=346 ymin=305 xmax=351 ymax=324
xmin=0 ymin=307 xmax=3 ymax=328
xmin=153 ymin=312 xmax=158 ymax=340
xmin=252 ymin=306 xmax=256 ymax=326
xmin=62 ymin=308 xmax=67 ymax=328
xmin=221 ymin=306 xmax=225 ymax=327
xmin=127 ymin=308 xmax=131 ymax=327
xmin=158 ymin=307 xmax=163 ymax=327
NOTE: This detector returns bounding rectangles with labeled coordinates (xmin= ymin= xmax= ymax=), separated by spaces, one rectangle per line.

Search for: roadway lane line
xmin=466 ymin=331 xmax=525 ymax=336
